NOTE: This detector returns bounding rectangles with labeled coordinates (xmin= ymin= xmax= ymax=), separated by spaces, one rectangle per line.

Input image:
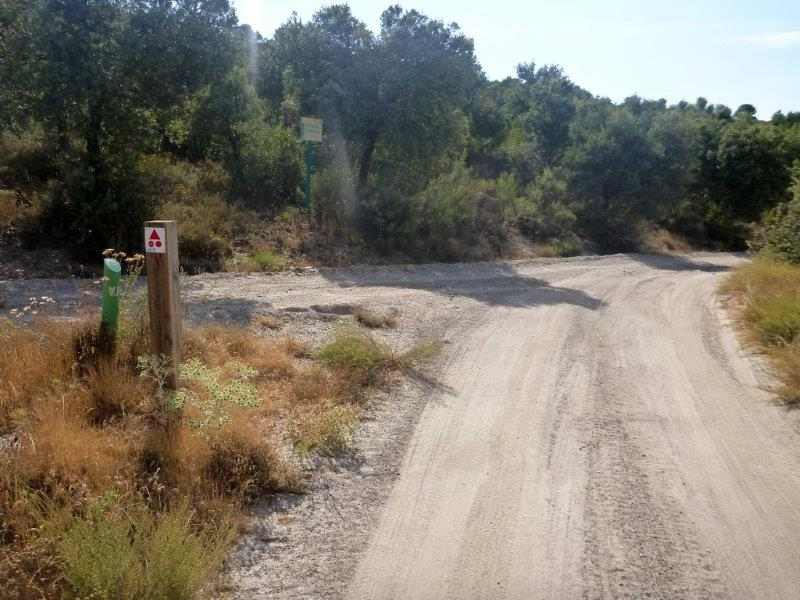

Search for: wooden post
xmin=144 ymin=220 xmax=181 ymax=390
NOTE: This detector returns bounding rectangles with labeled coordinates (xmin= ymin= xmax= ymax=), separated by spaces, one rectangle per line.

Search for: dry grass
xmin=0 ymin=321 xmax=302 ymax=598
xmin=0 ymin=190 xmax=17 ymax=228
xmin=639 ymin=226 xmax=693 ymax=254
xmin=291 ymin=402 xmax=359 ymax=456
xmin=254 ymin=314 xmax=283 ymax=330
xmin=230 ymin=248 xmax=290 ymax=273
xmin=0 ymin=321 xmax=76 ymax=432
xmin=354 ymin=306 xmax=398 ymax=329
xmin=722 ymin=258 xmax=800 ymax=404
xmin=0 ymin=314 xmax=434 ymax=598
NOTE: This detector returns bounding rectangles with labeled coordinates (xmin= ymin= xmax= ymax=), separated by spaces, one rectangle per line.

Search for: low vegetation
xmin=354 ymin=307 xmax=398 ymax=330
xmin=723 ymin=258 xmax=800 ymax=404
xmin=247 ymin=249 xmax=290 ymax=273
xmin=0 ymin=296 xmax=432 ymax=597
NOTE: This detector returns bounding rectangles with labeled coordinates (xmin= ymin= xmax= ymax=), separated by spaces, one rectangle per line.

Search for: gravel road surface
xmin=341 ymin=253 xmax=800 ymax=600
xmin=5 ymin=253 xmax=800 ymax=599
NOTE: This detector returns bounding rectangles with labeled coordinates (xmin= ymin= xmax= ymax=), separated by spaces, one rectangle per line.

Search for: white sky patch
xmin=740 ymin=31 xmax=800 ymax=48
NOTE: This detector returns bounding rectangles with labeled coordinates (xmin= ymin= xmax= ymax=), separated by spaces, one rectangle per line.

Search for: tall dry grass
xmin=0 ymin=314 xmax=429 ymax=598
xmin=722 ymin=258 xmax=800 ymax=404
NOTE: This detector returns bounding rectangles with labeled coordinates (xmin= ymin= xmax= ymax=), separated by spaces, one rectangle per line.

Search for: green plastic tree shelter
xmin=101 ymin=258 xmax=121 ymax=334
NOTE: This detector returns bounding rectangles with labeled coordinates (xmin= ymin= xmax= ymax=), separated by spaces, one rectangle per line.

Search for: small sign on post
xmin=300 ymin=117 xmax=323 ymax=143
xmin=145 ymin=220 xmax=181 ymax=390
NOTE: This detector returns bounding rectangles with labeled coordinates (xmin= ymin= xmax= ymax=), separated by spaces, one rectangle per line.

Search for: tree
xmin=12 ymin=0 xmax=241 ymax=253
xmin=190 ymin=68 xmax=302 ymax=209
xmin=735 ymin=104 xmax=757 ymax=121
xmin=261 ymin=5 xmax=481 ymax=189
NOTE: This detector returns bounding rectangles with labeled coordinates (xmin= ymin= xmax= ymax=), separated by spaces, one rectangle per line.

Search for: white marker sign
xmin=301 ymin=117 xmax=323 ymax=143
xmin=145 ymin=227 xmax=166 ymax=254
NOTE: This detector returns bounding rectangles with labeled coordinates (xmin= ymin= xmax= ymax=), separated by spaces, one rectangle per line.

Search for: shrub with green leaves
xmin=401 ymin=164 xmax=509 ymax=261
xmin=317 ymin=330 xmax=391 ymax=377
xmin=762 ymin=173 xmax=800 ymax=264
xmin=57 ymin=501 xmax=232 ymax=600
xmin=250 ymin=249 xmax=289 ymax=272
xmin=174 ymin=358 xmax=260 ymax=430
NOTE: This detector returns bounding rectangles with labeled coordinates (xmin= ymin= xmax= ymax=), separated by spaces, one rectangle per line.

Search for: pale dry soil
xmin=4 ymin=253 xmax=800 ymax=600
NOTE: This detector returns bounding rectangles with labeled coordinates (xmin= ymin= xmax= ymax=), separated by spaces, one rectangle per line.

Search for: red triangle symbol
xmin=149 ymin=230 xmax=161 ymax=241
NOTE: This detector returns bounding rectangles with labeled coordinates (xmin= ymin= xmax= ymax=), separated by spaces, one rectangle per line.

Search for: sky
xmin=232 ymin=0 xmax=800 ymax=118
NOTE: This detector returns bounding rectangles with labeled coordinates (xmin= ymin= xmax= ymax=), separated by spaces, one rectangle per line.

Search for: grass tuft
xmin=354 ymin=306 xmax=398 ymax=329
xmin=317 ymin=329 xmax=392 ymax=383
xmin=250 ymin=249 xmax=289 ymax=272
xmin=291 ymin=403 xmax=359 ymax=456
xmin=57 ymin=501 xmax=233 ymax=600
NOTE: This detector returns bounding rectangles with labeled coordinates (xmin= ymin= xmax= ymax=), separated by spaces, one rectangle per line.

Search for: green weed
xmin=250 ymin=249 xmax=288 ymax=272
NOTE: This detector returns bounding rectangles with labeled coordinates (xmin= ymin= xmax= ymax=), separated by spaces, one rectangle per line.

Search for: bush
xmin=357 ymin=184 xmax=412 ymax=255
xmin=516 ymin=169 xmax=582 ymax=251
xmin=144 ymin=157 xmax=254 ymax=273
xmin=234 ymin=120 xmax=304 ymax=210
xmin=355 ymin=307 xmax=398 ymax=329
xmin=37 ymin=159 xmax=158 ymax=258
xmin=291 ymin=403 xmax=359 ymax=456
xmin=761 ymin=174 xmax=800 ymax=263
xmin=312 ymin=166 xmax=358 ymax=239
xmin=317 ymin=330 xmax=391 ymax=378
xmin=0 ymin=130 xmax=57 ymax=195
xmin=362 ymin=164 xmax=509 ymax=261
xmin=250 ymin=249 xmax=289 ymax=272
xmin=410 ymin=165 xmax=508 ymax=260
xmin=58 ymin=502 xmax=232 ymax=600
xmin=752 ymin=296 xmax=800 ymax=345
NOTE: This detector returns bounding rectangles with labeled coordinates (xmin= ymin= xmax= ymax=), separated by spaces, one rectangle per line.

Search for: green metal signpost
xmin=304 ymin=141 xmax=316 ymax=209
xmin=101 ymin=258 xmax=121 ymax=335
xmin=301 ymin=117 xmax=323 ymax=209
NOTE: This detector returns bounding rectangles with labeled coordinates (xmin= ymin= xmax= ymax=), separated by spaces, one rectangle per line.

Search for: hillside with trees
xmin=2 ymin=1 xmax=799 ymax=270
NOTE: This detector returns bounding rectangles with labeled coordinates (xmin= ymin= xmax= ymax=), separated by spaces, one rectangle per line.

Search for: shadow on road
xmin=629 ymin=254 xmax=732 ymax=273
xmin=318 ymin=262 xmax=605 ymax=311
xmin=184 ymin=297 xmax=265 ymax=325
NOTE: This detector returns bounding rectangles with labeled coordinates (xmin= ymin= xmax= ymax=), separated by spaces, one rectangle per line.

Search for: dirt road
xmin=186 ymin=253 xmax=800 ymax=599
xmin=6 ymin=253 xmax=800 ymax=598
xmin=334 ymin=253 xmax=800 ymax=600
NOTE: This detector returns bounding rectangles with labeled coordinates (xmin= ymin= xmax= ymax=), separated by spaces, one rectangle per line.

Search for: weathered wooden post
xmin=144 ymin=220 xmax=181 ymax=390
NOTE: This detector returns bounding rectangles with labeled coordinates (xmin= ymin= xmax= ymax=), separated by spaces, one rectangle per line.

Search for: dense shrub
xmin=233 ymin=121 xmax=304 ymax=210
xmin=400 ymin=165 xmax=509 ymax=261
xmin=37 ymin=158 xmax=158 ymax=257
xmin=140 ymin=156 xmax=255 ymax=273
xmin=0 ymin=130 xmax=57 ymax=195
xmin=312 ymin=166 xmax=358 ymax=239
xmin=57 ymin=502 xmax=232 ymax=600
xmin=517 ymin=169 xmax=578 ymax=243
xmin=761 ymin=174 xmax=800 ymax=263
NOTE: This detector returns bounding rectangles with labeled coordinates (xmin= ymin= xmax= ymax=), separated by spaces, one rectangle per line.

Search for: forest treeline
xmin=2 ymin=1 xmax=800 ymax=266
